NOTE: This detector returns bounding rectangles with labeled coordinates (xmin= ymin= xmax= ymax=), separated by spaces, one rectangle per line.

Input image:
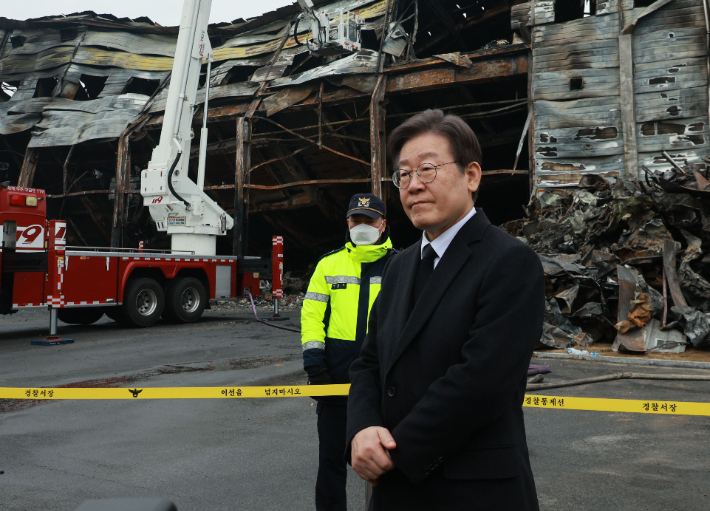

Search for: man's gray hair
xmin=387 ymin=109 xmax=482 ymax=202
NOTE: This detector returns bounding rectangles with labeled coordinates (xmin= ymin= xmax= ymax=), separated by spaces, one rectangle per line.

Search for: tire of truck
xmin=162 ymin=277 xmax=207 ymax=324
xmin=57 ymin=308 xmax=105 ymax=325
xmin=120 ymin=278 xmax=165 ymax=328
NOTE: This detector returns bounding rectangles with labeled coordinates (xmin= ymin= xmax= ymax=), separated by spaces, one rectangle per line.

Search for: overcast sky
xmin=2 ymin=0 xmax=295 ymax=26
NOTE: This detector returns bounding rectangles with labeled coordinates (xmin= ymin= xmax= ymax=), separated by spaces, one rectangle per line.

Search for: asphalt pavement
xmin=1 ymin=306 xmax=709 ymax=511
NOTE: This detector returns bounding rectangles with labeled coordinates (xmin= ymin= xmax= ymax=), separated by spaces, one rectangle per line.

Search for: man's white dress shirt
xmin=420 ymin=207 xmax=476 ymax=269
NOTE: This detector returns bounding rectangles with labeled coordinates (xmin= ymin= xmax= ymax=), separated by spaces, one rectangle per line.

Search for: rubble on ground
xmin=500 ymin=168 xmax=710 ymax=355
xmin=212 ymin=291 xmax=305 ymax=312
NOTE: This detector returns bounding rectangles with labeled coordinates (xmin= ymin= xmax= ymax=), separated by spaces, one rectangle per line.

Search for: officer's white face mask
xmin=349 ymin=219 xmax=384 ymax=245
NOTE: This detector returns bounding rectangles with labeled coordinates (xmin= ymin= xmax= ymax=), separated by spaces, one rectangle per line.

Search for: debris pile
xmin=500 ymin=172 xmax=710 ymax=354
xmin=212 ymin=292 xmax=305 ymax=312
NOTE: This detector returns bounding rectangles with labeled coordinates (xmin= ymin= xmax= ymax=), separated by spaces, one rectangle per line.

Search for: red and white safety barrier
xmin=272 ymin=236 xmax=283 ymax=299
xmin=47 ymin=220 xmax=66 ymax=309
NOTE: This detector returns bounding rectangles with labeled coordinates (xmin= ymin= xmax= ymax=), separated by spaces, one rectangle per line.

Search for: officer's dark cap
xmin=346 ymin=193 xmax=385 ymax=219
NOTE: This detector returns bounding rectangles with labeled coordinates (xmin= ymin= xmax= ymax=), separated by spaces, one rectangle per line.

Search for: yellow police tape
xmin=1 ymin=385 xmax=710 ymax=416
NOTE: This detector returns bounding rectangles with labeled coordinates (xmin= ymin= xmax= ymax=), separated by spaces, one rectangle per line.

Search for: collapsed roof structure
xmin=0 ymin=0 xmax=707 ymax=269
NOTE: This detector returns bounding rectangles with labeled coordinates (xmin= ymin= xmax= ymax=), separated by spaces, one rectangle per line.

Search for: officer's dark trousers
xmin=316 ymin=401 xmax=348 ymax=511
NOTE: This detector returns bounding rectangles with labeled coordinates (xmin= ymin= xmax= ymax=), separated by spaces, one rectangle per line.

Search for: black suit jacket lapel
xmin=381 ymin=240 xmax=420 ymax=366
xmin=385 ymin=209 xmax=491 ymax=374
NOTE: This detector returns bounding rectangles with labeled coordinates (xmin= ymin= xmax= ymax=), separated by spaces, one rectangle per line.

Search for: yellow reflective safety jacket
xmin=302 ymin=236 xmax=397 ymax=384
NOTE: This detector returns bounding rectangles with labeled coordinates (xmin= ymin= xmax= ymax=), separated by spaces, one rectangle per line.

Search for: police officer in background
xmin=302 ymin=193 xmax=397 ymax=511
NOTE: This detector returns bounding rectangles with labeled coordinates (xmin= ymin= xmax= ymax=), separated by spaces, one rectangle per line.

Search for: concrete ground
xmin=1 ymin=306 xmax=709 ymax=511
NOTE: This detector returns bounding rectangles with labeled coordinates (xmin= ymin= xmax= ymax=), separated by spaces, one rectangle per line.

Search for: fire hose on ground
xmin=527 ymin=372 xmax=710 ymax=391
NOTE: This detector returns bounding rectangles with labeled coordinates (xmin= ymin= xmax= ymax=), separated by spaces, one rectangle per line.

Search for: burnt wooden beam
xmin=112 ymin=135 xmax=130 ymax=248
xmin=17 ymin=147 xmax=39 ymax=188
xmin=234 ymin=117 xmax=251 ymax=257
xmin=233 ymin=30 xmax=294 ymax=256
xmin=369 ymin=75 xmax=387 ymax=199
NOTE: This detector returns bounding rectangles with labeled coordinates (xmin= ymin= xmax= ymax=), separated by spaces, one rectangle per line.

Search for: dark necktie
xmin=412 ymin=244 xmax=438 ymax=306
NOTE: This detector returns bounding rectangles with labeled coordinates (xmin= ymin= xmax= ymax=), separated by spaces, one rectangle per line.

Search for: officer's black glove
xmin=307 ymin=366 xmax=334 ymax=385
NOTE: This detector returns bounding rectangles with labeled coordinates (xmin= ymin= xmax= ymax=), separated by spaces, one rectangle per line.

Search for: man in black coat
xmin=346 ymin=109 xmax=545 ymax=511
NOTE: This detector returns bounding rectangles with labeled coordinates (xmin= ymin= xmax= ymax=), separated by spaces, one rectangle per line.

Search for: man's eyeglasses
xmin=392 ymin=161 xmax=459 ymax=189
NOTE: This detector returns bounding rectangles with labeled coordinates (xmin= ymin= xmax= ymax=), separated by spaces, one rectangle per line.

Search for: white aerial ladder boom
xmin=141 ymin=0 xmax=233 ymax=256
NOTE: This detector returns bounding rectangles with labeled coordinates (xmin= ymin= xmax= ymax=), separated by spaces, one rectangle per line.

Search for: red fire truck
xmin=0 ymin=0 xmax=289 ymax=336
xmin=0 ymin=184 xmax=276 ymax=330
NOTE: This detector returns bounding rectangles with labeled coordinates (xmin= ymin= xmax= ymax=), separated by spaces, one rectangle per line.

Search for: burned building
xmin=505 ymin=0 xmax=710 ymax=353
xmin=522 ymin=0 xmax=710 ymax=188
xmin=0 ymin=0 xmax=532 ymax=267
xmin=0 ymin=0 xmax=707 ymax=275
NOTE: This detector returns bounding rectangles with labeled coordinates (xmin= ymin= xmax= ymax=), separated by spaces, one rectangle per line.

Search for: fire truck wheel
xmin=57 ymin=308 xmax=105 ymax=325
xmin=121 ymin=278 xmax=165 ymax=327
xmin=163 ymin=277 xmax=207 ymax=323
